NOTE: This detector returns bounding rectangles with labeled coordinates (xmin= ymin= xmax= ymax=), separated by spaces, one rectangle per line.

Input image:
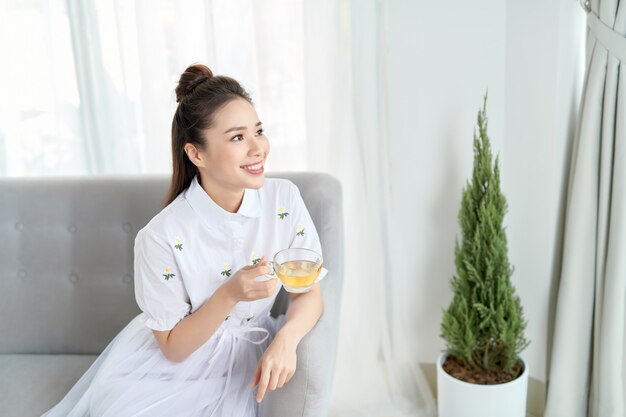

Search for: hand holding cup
xmin=223 ymin=257 xmax=278 ymax=302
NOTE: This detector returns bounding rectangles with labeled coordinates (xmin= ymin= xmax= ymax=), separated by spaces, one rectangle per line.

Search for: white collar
xmin=184 ymin=176 xmax=261 ymax=226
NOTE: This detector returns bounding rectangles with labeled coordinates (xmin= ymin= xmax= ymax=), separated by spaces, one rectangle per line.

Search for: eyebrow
xmin=223 ymin=121 xmax=263 ymax=134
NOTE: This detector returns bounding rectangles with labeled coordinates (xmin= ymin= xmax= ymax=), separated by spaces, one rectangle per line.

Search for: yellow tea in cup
xmin=275 ymin=260 xmax=322 ymax=293
xmin=265 ymin=248 xmax=324 ymax=293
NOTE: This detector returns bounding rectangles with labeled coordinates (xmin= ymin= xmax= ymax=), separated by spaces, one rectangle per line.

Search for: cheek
xmin=263 ymin=137 xmax=270 ymax=154
xmin=207 ymin=147 xmax=238 ymax=170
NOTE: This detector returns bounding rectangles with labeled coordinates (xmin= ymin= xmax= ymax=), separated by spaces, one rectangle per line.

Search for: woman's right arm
xmin=152 ymin=258 xmax=277 ymax=362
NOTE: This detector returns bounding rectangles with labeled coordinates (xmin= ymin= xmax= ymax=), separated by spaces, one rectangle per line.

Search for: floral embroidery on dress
xmin=277 ymin=207 xmax=289 ymax=219
xmin=221 ymin=263 xmax=232 ymax=278
xmin=163 ymin=267 xmax=175 ymax=280
xmin=296 ymin=224 xmax=305 ymax=236
xmin=174 ymin=237 xmax=183 ymax=251
xmin=251 ymin=252 xmax=262 ymax=265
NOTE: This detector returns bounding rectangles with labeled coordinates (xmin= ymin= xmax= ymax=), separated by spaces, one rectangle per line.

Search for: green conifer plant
xmin=441 ymin=95 xmax=529 ymax=381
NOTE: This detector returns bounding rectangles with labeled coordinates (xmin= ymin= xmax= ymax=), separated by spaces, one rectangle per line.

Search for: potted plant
xmin=438 ymin=95 xmax=530 ymax=417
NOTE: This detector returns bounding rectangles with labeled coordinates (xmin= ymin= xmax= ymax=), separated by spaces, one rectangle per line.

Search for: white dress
xmin=42 ymin=176 xmax=328 ymax=417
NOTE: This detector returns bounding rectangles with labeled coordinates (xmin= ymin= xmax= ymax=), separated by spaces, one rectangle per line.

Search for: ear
xmin=184 ymin=143 xmax=205 ymax=168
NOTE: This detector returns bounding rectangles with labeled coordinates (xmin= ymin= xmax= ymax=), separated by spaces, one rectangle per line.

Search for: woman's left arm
xmin=251 ymin=282 xmax=323 ymax=402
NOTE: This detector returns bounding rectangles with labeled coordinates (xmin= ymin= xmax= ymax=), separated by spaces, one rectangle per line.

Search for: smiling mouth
xmin=240 ymin=161 xmax=264 ymax=170
xmin=240 ymin=160 xmax=265 ymax=175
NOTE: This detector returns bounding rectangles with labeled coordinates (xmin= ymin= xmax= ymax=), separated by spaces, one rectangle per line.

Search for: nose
xmin=248 ymin=136 xmax=265 ymax=157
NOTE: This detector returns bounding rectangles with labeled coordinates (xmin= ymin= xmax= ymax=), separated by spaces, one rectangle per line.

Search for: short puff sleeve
xmin=288 ymin=182 xmax=329 ymax=282
xmin=134 ymin=229 xmax=191 ymax=331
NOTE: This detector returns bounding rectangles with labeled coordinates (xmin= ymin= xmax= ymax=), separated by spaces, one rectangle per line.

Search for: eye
xmin=230 ymin=134 xmax=244 ymax=142
xmin=255 ymin=128 xmax=264 ymax=136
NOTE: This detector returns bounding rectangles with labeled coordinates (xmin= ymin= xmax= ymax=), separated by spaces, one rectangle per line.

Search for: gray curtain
xmin=545 ymin=2 xmax=626 ymax=417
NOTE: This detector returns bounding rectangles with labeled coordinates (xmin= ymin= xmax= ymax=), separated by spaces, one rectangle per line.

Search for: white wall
xmin=503 ymin=0 xmax=586 ymax=384
xmin=385 ymin=0 xmax=505 ymax=367
xmin=384 ymin=0 xmax=585 ymax=414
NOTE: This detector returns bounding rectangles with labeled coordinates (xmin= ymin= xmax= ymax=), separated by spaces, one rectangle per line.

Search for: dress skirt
xmin=42 ymin=312 xmax=284 ymax=417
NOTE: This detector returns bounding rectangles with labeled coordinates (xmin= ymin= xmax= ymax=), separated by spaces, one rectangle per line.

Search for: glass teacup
xmin=264 ymin=248 xmax=324 ymax=293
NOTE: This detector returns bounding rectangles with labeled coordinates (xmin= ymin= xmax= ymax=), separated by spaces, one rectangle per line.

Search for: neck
xmin=197 ymin=173 xmax=244 ymax=213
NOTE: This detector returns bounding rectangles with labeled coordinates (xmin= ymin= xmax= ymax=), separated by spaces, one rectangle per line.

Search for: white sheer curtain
xmin=545 ymin=1 xmax=626 ymax=416
xmin=0 ymin=1 xmax=86 ymax=175
xmin=0 ymin=0 xmax=307 ymax=175
xmin=0 ymin=1 xmax=435 ymax=415
xmin=309 ymin=2 xmax=435 ymax=416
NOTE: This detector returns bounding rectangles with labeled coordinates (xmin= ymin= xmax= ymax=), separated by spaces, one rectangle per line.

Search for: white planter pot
xmin=437 ymin=352 xmax=528 ymax=417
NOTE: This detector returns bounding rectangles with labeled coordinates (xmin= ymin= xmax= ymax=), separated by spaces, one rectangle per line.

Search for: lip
xmin=241 ymin=160 xmax=265 ymax=176
xmin=240 ymin=160 xmax=264 ymax=168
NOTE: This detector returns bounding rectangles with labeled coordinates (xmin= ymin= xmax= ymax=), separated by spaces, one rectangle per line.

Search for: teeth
xmin=243 ymin=163 xmax=262 ymax=170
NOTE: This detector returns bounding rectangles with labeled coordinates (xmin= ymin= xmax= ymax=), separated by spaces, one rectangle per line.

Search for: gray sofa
xmin=0 ymin=172 xmax=343 ymax=417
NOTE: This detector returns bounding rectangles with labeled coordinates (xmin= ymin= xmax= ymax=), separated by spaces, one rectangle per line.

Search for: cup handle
xmin=264 ymin=261 xmax=278 ymax=279
xmin=313 ymin=263 xmax=325 ymax=284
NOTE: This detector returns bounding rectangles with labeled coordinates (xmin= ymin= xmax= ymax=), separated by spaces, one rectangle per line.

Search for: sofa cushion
xmin=0 ymin=354 xmax=96 ymax=417
xmin=0 ymin=177 xmax=166 ymax=354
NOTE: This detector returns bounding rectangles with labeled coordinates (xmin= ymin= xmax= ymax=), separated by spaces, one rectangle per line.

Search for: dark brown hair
xmin=164 ymin=64 xmax=252 ymax=205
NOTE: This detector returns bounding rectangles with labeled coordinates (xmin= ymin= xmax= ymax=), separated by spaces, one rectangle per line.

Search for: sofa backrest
xmin=0 ymin=172 xmax=343 ymax=354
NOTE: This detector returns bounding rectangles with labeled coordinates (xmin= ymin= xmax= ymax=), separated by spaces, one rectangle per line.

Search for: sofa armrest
xmin=261 ymin=273 xmax=341 ymax=417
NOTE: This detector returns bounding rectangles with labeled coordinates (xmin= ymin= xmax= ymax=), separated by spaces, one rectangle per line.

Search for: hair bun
xmin=175 ymin=64 xmax=214 ymax=103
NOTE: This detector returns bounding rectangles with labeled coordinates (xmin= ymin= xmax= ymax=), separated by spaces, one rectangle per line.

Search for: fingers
xmin=252 ymin=360 xmax=295 ymax=402
xmin=264 ymin=277 xmax=278 ymax=293
xmin=256 ymin=363 xmax=272 ymax=402
xmin=256 ymin=367 xmax=293 ymax=402
xmin=236 ymin=283 xmax=276 ymax=302
xmin=284 ymin=369 xmax=295 ymax=385
xmin=240 ymin=256 xmax=275 ymax=281
xmin=251 ymin=362 xmax=261 ymax=388
xmin=268 ymin=368 xmax=280 ymax=392
xmin=254 ymin=261 xmax=273 ymax=277
xmin=276 ymin=370 xmax=288 ymax=389
xmin=246 ymin=279 xmax=277 ymax=298
xmin=256 ymin=367 xmax=286 ymax=402
xmin=232 ymin=256 xmax=278 ymax=302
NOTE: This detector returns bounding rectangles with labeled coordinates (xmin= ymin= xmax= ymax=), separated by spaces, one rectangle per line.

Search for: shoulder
xmin=262 ymin=177 xmax=300 ymax=199
xmin=136 ymin=195 xmax=193 ymax=245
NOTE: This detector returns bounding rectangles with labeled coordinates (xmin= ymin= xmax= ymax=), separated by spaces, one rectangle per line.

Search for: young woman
xmin=43 ymin=64 xmax=327 ymax=416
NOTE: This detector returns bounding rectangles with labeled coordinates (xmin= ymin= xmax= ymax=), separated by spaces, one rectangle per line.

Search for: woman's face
xmin=194 ymin=97 xmax=269 ymax=192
